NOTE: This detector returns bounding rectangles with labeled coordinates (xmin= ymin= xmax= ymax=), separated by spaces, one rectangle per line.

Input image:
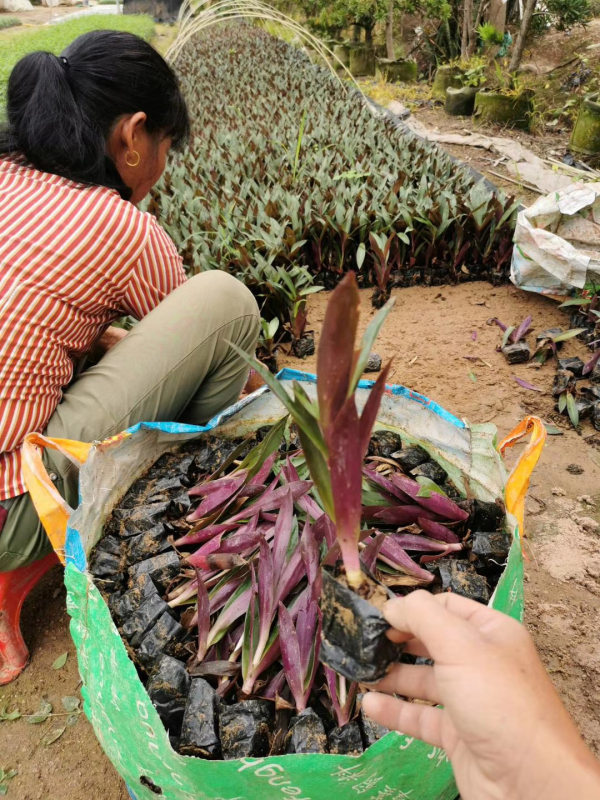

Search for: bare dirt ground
xmin=2 ymin=282 xmax=600 ymax=799
xmin=1 ymin=14 xmax=600 ymax=800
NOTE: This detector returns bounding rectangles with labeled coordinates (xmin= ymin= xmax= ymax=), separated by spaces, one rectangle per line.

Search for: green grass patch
xmin=0 ymin=16 xmax=22 ymax=31
xmin=0 ymin=14 xmax=154 ymax=103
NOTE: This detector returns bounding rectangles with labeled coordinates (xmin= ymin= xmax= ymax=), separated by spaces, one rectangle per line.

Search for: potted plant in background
xmin=474 ymin=64 xmax=535 ymax=130
xmin=445 ymin=55 xmax=486 ymax=116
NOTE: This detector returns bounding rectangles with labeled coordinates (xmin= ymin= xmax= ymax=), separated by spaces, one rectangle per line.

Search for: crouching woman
xmin=0 ymin=30 xmax=259 ymax=571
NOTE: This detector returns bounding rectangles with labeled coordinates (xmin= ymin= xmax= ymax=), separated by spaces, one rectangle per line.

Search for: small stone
xmin=574 ymin=398 xmax=595 ymax=420
xmin=387 ymin=100 xmax=411 ymax=119
xmin=551 ymin=487 xmax=567 ymax=496
xmin=576 ymin=516 xmax=600 ymax=534
xmin=577 ymin=495 xmax=596 ymax=508
xmin=365 ymin=352 xmax=382 ymax=372
xmin=567 ymin=464 xmax=584 ymax=475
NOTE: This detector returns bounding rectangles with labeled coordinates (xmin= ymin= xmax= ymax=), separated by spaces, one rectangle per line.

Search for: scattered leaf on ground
xmin=66 ymin=713 xmax=80 ymax=727
xmin=543 ymin=424 xmax=564 ymax=435
xmin=26 ymin=699 xmax=52 ymax=724
xmin=468 ymin=371 xmax=477 ymax=382
xmin=40 ymin=725 xmax=67 ymax=746
xmin=51 ymin=652 xmax=68 ymax=670
xmin=61 ymin=696 xmax=80 ymax=713
xmin=0 ymin=767 xmax=17 ymax=796
xmin=0 ymin=705 xmax=21 ymax=722
xmin=513 ymin=377 xmax=544 ymax=392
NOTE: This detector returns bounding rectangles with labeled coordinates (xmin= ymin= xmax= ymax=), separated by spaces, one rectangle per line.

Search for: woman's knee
xmin=187 ymin=270 xmax=260 ymax=324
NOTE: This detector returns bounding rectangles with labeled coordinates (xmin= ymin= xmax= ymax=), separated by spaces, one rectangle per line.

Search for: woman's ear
xmin=122 ymin=111 xmax=148 ymax=151
xmin=106 ymin=111 xmax=148 ymax=166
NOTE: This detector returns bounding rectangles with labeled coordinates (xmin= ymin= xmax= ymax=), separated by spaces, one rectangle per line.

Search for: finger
xmin=368 ymin=664 xmax=441 ymax=705
xmin=403 ymin=638 xmax=431 ymax=659
xmin=386 ymin=630 xmax=431 ymax=658
xmin=361 ymin=693 xmax=446 ymax=750
xmin=382 ymin=590 xmax=484 ymax=662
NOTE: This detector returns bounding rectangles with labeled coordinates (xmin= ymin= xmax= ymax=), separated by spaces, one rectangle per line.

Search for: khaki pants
xmin=0 ymin=271 xmax=259 ymax=572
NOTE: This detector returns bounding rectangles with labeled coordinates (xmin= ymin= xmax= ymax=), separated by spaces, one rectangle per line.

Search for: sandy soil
xmin=1 ymin=282 xmax=600 ymax=799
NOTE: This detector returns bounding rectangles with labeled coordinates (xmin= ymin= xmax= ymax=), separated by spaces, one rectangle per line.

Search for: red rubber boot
xmin=0 ymin=552 xmax=60 ymax=684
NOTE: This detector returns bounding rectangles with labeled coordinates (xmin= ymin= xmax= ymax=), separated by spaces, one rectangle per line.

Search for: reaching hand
xmin=361 ymin=590 xmax=600 ymax=800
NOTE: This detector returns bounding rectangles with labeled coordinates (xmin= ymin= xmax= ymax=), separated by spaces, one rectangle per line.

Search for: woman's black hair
xmin=0 ymin=30 xmax=189 ymax=199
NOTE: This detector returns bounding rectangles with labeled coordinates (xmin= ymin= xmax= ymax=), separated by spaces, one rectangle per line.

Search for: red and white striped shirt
xmin=0 ymin=156 xmax=186 ymax=500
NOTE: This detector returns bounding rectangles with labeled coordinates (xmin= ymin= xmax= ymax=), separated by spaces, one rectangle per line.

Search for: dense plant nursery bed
xmin=149 ymin=24 xmax=519 ymax=341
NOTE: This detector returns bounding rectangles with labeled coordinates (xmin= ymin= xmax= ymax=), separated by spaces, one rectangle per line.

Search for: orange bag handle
xmin=499 ymin=416 xmax=546 ymax=537
xmin=21 ymin=433 xmax=92 ymax=565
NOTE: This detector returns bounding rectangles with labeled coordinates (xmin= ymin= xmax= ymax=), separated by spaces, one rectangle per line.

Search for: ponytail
xmin=0 ymin=31 xmax=189 ymax=198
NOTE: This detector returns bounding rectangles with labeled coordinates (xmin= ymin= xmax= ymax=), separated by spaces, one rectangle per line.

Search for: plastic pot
xmin=332 ymin=41 xmax=351 ymax=69
xmin=377 ymin=58 xmax=417 ymax=83
xmin=445 ymin=85 xmax=478 ymax=116
xmin=348 ymin=44 xmax=376 ymax=77
xmin=319 ymin=570 xmax=403 ymax=683
xmin=431 ymin=64 xmax=464 ymax=101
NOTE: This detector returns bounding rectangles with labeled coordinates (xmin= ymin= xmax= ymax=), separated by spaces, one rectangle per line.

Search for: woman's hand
xmin=362 ymin=590 xmax=600 ymax=800
xmin=96 ymin=325 xmax=128 ymax=353
xmin=89 ymin=325 xmax=128 ymax=361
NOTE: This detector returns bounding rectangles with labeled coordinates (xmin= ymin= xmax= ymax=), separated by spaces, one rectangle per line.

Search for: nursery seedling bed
xmin=149 ymin=23 xmax=518 ymax=343
xmin=91 ymin=422 xmax=508 ymax=761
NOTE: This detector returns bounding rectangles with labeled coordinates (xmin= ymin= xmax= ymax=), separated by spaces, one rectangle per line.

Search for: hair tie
xmin=59 ymin=56 xmax=69 ymax=70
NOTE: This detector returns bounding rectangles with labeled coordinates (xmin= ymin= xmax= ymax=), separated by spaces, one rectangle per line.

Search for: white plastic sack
xmin=510 ymin=182 xmax=600 ymax=295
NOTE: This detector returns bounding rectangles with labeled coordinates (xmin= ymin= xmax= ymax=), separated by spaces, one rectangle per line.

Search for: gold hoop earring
xmin=125 ymin=150 xmax=141 ymax=168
